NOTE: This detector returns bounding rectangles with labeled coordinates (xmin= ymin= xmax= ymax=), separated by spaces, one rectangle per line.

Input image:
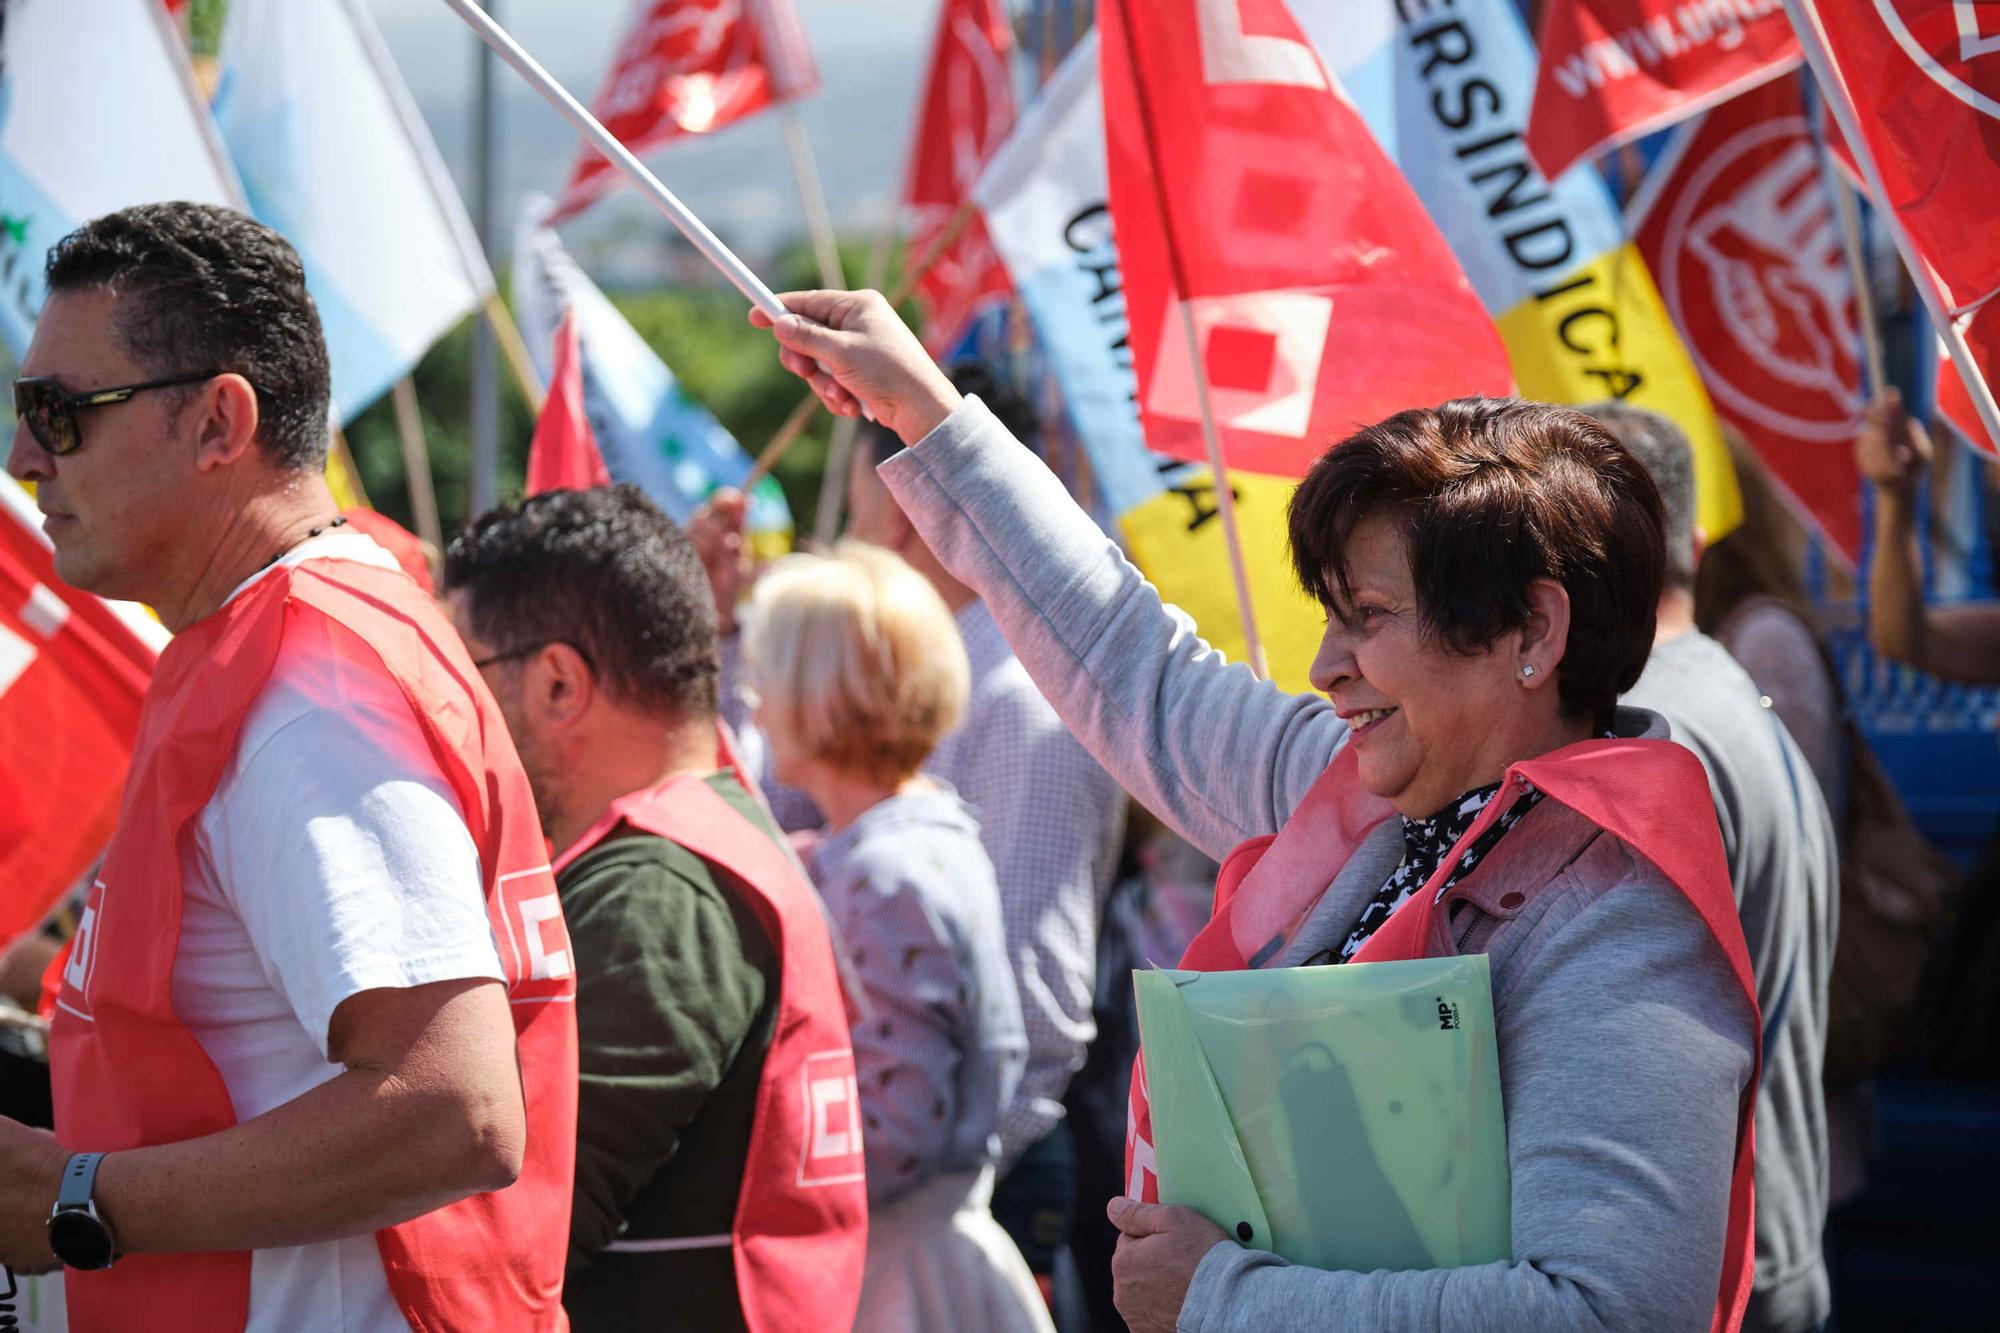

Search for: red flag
xmin=901 ymin=0 xmax=1018 ymax=353
xmin=1797 ymin=0 xmax=2000 ymax=315
xmin=0 ymin=478 xmax=161 ymax=951
xmin=1526 ymin=0 xmax=1801 ymax=181
xmin=553 ymin=0 xmax=821 ymax=222
xmin=1937 ymin=302 xmax=2000 ymax=457
xmin=527 ymin=310 xmax=614 ymax=494
xmin=1630 ymin=77 xmax=1866 ymax=565
xmin=1099 ymin=0 xmax=1512 ymax=479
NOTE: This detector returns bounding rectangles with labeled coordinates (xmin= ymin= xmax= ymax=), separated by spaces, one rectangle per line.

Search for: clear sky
xmin=365 ymin=0 xmax=936 ymax=276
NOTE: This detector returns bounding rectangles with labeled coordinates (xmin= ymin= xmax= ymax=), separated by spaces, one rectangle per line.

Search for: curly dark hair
xmin=45 ymin=202 xmax=331 ymax=470
xmin=443 ymin=484 xmax=720 ymax=721
xmin=1288 ymin=397 xmax=1665 ymax=729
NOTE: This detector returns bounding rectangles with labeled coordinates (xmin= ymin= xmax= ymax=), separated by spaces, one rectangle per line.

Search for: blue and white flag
xmin=213 ymin=0 xmax=494 ymax=425
xmin=511 ymin=197 xmax=794 ymax=549
xmin=0 ymin=0 xmax=241 ymax=358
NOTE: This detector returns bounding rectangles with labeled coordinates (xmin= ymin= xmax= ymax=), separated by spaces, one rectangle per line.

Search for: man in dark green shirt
xmin=443 ymin=485 xmax=790 ymax=1330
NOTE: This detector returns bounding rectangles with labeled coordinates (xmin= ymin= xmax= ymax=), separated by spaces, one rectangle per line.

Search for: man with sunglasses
xmin=0 ymin=203 xmax=577 ymax=1332
xmin=441 ymin=485 xmax=867 ymax=1332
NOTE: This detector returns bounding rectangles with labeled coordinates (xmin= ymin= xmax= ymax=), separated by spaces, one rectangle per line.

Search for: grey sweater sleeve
xmin=1176 ymin=873 xmax=1756 ymax=1333
xmin=879 ymin=397 xmax=1346 ymax=859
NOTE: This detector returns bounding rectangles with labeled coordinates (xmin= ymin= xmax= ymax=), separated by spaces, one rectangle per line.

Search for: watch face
xmin=47 ymin=1208 xmax=115 ymax=1270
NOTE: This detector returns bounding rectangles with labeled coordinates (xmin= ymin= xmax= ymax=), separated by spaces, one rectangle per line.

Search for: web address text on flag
xmin=1548 ymin=0 xmax=1785 ymax=99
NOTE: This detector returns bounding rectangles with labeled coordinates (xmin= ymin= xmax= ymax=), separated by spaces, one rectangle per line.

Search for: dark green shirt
xmin=561 ymin=772 xmax=783 ymax=1331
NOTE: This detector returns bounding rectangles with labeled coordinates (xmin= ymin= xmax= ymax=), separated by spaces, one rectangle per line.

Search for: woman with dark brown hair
xmin=757 ymin=290 xmax=1762 ymax=1333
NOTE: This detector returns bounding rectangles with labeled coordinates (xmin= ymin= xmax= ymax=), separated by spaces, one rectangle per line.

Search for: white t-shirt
xmin=166 ymin=533 xmax=503 ymax=1333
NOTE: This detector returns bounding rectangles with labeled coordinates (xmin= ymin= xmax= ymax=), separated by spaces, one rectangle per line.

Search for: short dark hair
xmin=1288 ymin=398 xmax=1664 ymax=728
xmin=443 ymin=485 xmax=719 ymax=720
xmin=858 ymin=360 xmax=1042 ymax=465
xmin=44 ymin=202 xmax=331 ymax=471
xmin=1580 ymin=400 xmax=1698 ymax=589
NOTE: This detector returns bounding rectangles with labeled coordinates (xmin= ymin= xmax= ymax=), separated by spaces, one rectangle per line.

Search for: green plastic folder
xmin=1134 ymin=955 xmax=1511 ymax=1273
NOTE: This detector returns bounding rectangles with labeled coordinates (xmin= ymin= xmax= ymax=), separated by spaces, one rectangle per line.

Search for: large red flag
xmin=1937 ymin=303 xmax=2000 ymax=457
xmin=527 ymin=310 xmax=614 ymax=494
xmin=1100 ymin=0 xmax=1512 ymax=479
xmin=1630 ymin=77 xmax=1866 ymax=565
xmin=1526 ymin=0 xmax=1801 ymax=181
xmin=553 ymin=0 xmax=821 ymax=222
xmin=902 ymin=0 xmax=1018 ymax=353
xmin=1795 ymin=0 xmax=2000 ymax=316
xmin=0 ymin=477 xmax=161 ymax=952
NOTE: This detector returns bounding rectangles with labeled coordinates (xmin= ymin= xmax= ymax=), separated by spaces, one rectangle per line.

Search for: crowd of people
xmin=0 ymin=200 xmax=1987 ymax=1333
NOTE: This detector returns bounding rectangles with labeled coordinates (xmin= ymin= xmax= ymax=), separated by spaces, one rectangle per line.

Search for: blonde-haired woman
xmin=742 ymin=542 xmax=1051 ymax=1333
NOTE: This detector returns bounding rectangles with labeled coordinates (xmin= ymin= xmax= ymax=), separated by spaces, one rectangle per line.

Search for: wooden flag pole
xmin=780 ymin=105 xmax=847 ymax=292
xmin=812 ymin=211 xmax=906 ymax=543
xmin=744 ymin=393 xmax=820 ymax=490
xmin=1105 ymin=1 xmax=1268 ymax=678
xmin=1801 ymin=73 xmax=1888 ymax=395
xmin=483 ymin=292 xmax=548 ymax=417
xmin=1786 ymin=0 xmax=2000 ymax=450
xmin=390 ymin=378 xmax=445 ymax=550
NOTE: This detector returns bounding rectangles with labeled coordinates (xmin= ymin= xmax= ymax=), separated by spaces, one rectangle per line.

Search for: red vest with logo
xmin=1125 ymin=739 xmax=1761 ymax=1333
xmin=49 ymin=560 xmax=579 ymax=1332
xmin=553 ymin=773 xmax=869 ymax=1333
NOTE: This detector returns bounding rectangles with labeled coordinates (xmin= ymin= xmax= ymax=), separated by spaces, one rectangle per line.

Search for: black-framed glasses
xmin=472 ymin=641 xmax=550 ymax=670
xmin=12 ymin=371 xmax=227 ymax=457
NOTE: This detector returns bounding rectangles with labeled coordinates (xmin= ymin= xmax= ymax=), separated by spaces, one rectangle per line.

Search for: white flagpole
xmin=1784 ymin=0 xmax=2000 ymax=449
xmin=1177 ymin=307 xmax=1270 ymax=680
xmin=1800 ymin=73 xmax=1887 ymax=395
xmin=439 ymin=0 xmax=786 ymax=321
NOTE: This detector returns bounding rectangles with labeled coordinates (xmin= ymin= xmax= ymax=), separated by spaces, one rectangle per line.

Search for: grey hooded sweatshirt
xmin=878 ymin=398 xmax=1758 ymax=1333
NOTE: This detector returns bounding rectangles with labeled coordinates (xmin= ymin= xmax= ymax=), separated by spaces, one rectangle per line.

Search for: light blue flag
xmin=212 ymin=0 xmax=494 ymax=425
xmin=512 ymin=198 xmax=793 ymax=546
xmin=0 ymin=0 xmax=241 ymax=359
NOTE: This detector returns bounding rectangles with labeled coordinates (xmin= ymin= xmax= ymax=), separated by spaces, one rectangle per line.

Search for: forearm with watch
xmin=4 ymin=976 xmax=524 ymax=1271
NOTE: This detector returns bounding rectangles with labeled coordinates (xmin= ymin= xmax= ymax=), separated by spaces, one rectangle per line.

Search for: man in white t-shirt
xmin=0 ymin=203 xmax=574 ymax=1331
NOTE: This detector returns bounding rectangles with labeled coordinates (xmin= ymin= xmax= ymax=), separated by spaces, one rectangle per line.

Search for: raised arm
xmin=753 ymin=290 xmax=1345 ymax=858
xmin=1858 ymin=392 xmax=2000 ymax=684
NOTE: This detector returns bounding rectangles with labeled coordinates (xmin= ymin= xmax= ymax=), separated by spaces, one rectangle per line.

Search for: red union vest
xmin=49 ymin=559 xmax=579 ymax=1332
xmin=1125 ymin=739 xmax=1761 ymax=1333
xmin=553 ymin=773 xmax=869 ymax=1333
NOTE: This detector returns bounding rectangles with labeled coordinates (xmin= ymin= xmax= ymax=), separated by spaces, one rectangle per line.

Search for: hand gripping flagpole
xmin=440 ymin=0 xmax=788 ymax=323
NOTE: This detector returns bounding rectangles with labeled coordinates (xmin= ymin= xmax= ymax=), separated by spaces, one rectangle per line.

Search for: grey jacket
xmin=1628 ymin=632 xmax=1837 ymax=1333
xmin=880 ymin=398 xmax=1758 ymax=1332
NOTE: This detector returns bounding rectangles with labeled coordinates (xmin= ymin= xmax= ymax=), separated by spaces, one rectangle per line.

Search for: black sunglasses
xmin=12 ymin=371 xmax=229 ymax=457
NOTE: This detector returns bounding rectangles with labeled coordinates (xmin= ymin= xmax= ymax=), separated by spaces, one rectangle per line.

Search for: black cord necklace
xmin=263 ymin=513 xmax=348 ymax=571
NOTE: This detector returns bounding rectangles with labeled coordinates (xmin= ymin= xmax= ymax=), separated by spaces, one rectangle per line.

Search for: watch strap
xmin=55 ymin=1151 xmax=107 ymax=1213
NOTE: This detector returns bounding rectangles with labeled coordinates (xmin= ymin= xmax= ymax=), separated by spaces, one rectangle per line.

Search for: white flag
xmin=0 ymin=0 xmax=242 ymax=357
xmin=213 ymin=0 xmax=494 ymax=424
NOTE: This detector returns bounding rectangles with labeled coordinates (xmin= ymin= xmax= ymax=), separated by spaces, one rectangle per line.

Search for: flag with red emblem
xmin=901 ymin=0 xmax=1019 ymax=352
xmin=526 ymin=309 xmax=614 ymax=494
xmin=1525 ymin=0 xmax=1801 ymax=181
xmin=1791 ymin=0 xmax=2000 ymax=316
xmin=0 ymin=476 xmax=165 ymax=952
xmin=1629 ymin=76 xmax=1866 ymax=564
xmin=553 ymin=0 xmax=821 ymax=222
xmin=1100 ymin=0 xmax=1512 ymax=479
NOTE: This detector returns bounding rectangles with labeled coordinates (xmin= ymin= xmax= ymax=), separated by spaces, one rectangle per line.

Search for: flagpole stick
xmin=1802 ymin=74 xmax=1888 ymax=395
xmin=1106 ymin=1 xmax=1266 ymax=679
xmin=744 ymin=198 xmax=988 ymax=491
xmin=390 ymin=378 xmax=445 ymax=551
xmin=482 ymin=292 xmax=549 ymax=416
xmin=1175 ymin=307 xmax=1270 ymax=680
xmin=1785 ymin=0 xmax=2000 ymax=449
xmin=780 ymin=106 xmax=847 ymax=291
xmin=439 ymin=0 xmax=786 ymax=322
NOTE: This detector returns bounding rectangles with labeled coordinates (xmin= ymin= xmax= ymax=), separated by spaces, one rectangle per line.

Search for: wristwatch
xmin=45 ymin=1152 xmax=118 ymax=1271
